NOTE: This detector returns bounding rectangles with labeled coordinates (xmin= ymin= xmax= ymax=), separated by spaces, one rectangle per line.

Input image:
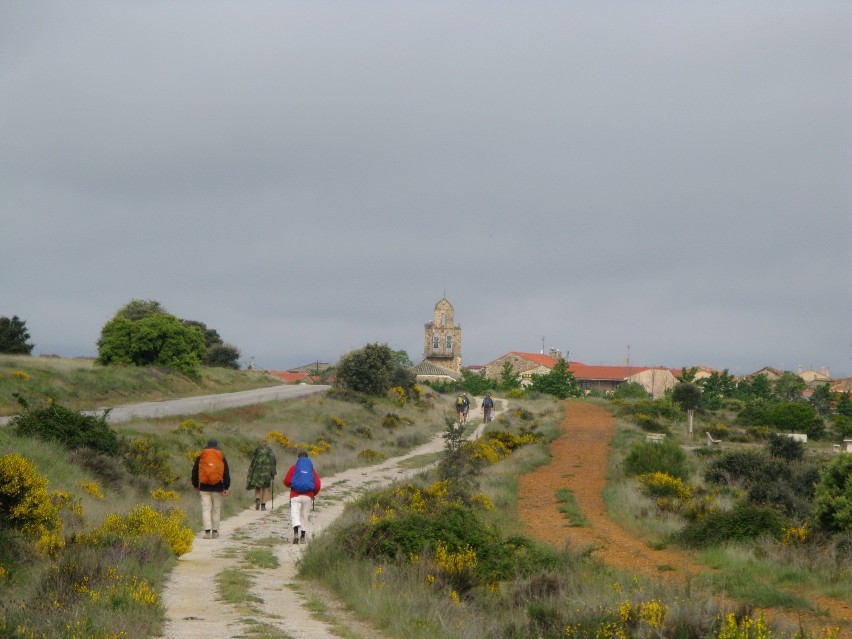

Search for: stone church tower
xmin=423 ymin=297 xmax=462 ymax=373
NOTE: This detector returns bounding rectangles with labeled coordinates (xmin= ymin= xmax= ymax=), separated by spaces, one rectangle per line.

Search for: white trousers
xmin=290 ymin=494 xmax=313 ymax=530
xmin=199 ymin=491 xmax=223 ymax=531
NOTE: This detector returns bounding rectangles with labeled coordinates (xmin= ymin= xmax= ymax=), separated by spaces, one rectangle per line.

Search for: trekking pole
xmin=270 ymin=480 xmax=274 ymax=511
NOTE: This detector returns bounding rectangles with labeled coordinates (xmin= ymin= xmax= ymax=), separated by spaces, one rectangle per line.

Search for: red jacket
xmin=283 ymin=464 xmax=321 ymax=498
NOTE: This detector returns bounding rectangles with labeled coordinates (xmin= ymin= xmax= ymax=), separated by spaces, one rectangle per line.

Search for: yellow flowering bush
xmin=780 ymin=525 xmax=809 ymax=545
xmin=357 ymin=449 xmax=386 ymax=462
xmin=0 ymin=453 xmax=63 ymax=553
xmin=151 ymin=488 xmax=181 ymax=502
xmin=12 ymin=369 xmax=31 ymax=381
xmin=176 ymin=418 xmax=204 ymax=434
xmin=716 ymin=612 xmax=772 ymax=639
xmin=92 ymin=504 xmax=194 ymax=557
xmin=637 ymin=472 xmax=692 ymax=501
xmin=411 ymin=385 xmax=422 ymax=400
xmin=79 ymin=481 xmax=104 ymax=501
xmin=434 ymin=540 xmax=478 ymax=575
xmin=389 ymin=386 xmax=408 ymax=406
xmin=124 ymin=436 xmax=177 ymax=484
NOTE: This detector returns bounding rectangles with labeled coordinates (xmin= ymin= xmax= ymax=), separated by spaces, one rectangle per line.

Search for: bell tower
xmin=423 ymin=297 xmax=462 ymax=373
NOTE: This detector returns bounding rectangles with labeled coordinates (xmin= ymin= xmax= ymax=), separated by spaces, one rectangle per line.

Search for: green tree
xmin=812 ymin=454 xmax=852 ymax=533
xmin=697 ymin=369 xmax=737 ymax=409
xmin=679 ymin=366 xmax=699 ymax=384
xmin=736 ymin=374 xmax=772 ymax=402
xmin=769 ymin=402 xmax=820 ymax=435
xmin=96 ymin=312 xmax=206 ymax=376
xmin=392 ymin=349 xmax=413 ymax=368
xmin=613 ymin=382 xmax=648 ymax=399
xmin=529 ymin=358 xmax=582 ymax=399
xmin=773 ymin=371 xmax=807 ymax=402
xmin=335 ymin=343 xmax=410 ymax=396
xmin=204 ymin=343 xmax=241 ymax=369
xmin=116 ymin=299 xmax=167 ymax=321
xmin=0 ymin=315 xmax=34 ymax=354
xmin=671 ymin=382 xmax=702 ymax=412
xmin=808 ymin=383 xmax=834 ymax=417
xmin=460 ymin=368 xmax=492 ymax=396
xmin=837 ymin=393 xmax=852 ymax=418
xmin=497 ymin=361 xmax=521 ymax=391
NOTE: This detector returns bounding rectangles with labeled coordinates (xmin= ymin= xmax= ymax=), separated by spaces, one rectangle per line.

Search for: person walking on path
xmin=191 ymin=439 xmax=231 ymax=539
xmin=246 ymin=440 xmax=277 ymax=511
xmin=481 ymin=393 xmax=494 ymax=423
xmin=283 ymin=451 xmax=321 ymax=544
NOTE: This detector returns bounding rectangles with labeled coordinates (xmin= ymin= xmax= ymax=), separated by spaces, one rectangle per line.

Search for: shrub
xmin=704 ymin=450 xmax=786 ymax=487
xmin=88 ymin=504 xmax=194 ymax=557
xmin=675 ymin=502 xmax=785 ymax=547
xmin=766 ymin=433 xmax=804 ymax=461
xmin=0 ymin=454 xmax=63 ymax=554
xmin=812 ymin=454 xmax=852 ymax=533
xmin=623 ymin=441 xmax=689 ymax=481
xmin=124 ymin=436 xmax=178 ymax=483
xmin=11 ymin=396 xmax=120 ymax=456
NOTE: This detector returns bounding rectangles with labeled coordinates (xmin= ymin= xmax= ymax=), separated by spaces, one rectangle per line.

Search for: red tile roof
xmin=267 ymin=371 xmax=308 ymax=383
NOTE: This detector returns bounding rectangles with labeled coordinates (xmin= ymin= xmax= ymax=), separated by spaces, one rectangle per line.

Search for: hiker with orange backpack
xmin=192 ymin=439 xmax=231 ymax=539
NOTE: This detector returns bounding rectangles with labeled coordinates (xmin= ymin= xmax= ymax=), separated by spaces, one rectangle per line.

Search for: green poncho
xmin=246 ymin=443 xmax=277 ymax=489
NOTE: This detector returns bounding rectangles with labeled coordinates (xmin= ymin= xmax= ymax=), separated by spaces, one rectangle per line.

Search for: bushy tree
xmin=812 ymin=454 xmax=852 ymax=533
xmin=698 ymin=369 xmax=737 ymax=409
xmin=770 ymin=402 xmax=821 ymax=436
xmin=0 ymin=315 xmax=34 ymax=354
xmin=497 ymin=361 xmax=521 ymax=391
xmin=460 ymin=368 xmax=492 ymax=396
xmin=392 ymin=349 xmax=413 ymax=368
xmin=736 ymin=374 xmax=772 ymax=402
xmin=808 ymin=384 xmax=834 ymax=417
xmin=529 ymin=358 xmax=582 ymax=399
xmin=96 ymin=312 xmax=206 ymax=376
xmin=204 ymin=343 xmax=241 ymax=369
xmin=115 ymin=299 xmax=167 ymax=321
xmin=336 ymin=343 xmax=411 ymax=396
xmin=671 ymin=382 xmax=702 ymax=411
xmin=612 ymin=382 xmax=648 ymax=399
xmin=773 ymin=371 xmax=807 ymax=402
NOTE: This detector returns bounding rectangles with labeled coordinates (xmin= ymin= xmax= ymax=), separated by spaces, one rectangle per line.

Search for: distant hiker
xmin=482 ymin=393 xmax=495 ymax=423
xmin=455 ymin=393 xmax=470 ymax=423
xmin=191 ymin=439 xmax=231 ymax=539
xmin=283 ymin=451 xmax=321 ymax=544
xmin=246 ymin=440 xmax=277 ymax=511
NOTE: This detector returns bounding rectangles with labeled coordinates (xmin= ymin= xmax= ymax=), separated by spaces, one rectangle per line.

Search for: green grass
xmin=217 ymin=567 xmax=262 ymax=606
xmin=0 ymin=353 xmax=285 ymax=415
xmin=555 ymin=487 xmax=590 ymax=527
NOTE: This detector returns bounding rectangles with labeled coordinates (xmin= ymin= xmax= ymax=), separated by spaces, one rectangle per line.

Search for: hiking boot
xmin=203 ymin=530 xmax=211 ymax=539
xmin=300 ymin=530 xmax=306 ymax=542
xmin=292 ymin=537 xmax=299 ymax=544
xmin=255 ymin=498 xmax=260 ymax=510
xmin=260 ymin=503 xmax=266 ymax=511
xmin=212 ymin=530 xmax=219 ymax=539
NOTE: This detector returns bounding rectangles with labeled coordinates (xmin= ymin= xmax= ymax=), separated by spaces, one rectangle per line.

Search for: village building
xmin=482 ymin=351 xmax=678 ymax=398
xmin=410 ymin=296 xmax=464 ymax=384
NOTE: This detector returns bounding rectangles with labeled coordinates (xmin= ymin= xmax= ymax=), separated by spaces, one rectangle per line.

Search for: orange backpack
xmin=198 ymin=448 xmax=224 ymax=485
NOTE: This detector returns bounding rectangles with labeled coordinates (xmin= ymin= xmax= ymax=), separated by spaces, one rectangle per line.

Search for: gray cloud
xmin=1 ymin=2 xmax=850 ymax=376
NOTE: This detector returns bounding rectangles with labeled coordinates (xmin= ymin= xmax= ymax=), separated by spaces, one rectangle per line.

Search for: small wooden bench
xmin=843 ymin=440 xmax=852 ymax=453
xmin=645 ymin=433 xmax=665 ymax=444
xmin=706 ymin=432 xmax=721 ymax=446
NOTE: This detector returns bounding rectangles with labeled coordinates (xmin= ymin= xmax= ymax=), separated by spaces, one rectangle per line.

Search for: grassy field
xmin=0 ymin=354 xmax=285 ymax=415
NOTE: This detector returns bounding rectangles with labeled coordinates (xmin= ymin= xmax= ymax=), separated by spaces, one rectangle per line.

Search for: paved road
xmin=0 ymin=384 xmax=331 ymax=426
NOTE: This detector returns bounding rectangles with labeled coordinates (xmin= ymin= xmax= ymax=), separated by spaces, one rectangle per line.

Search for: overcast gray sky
xmin=2 ymin=1 xmax=850 ymax=378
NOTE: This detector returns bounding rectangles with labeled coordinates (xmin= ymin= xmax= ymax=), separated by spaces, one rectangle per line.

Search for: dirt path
xmin=157 ymin=398 xmax=498 ymax=639
xmin=517 ymin=400 xmax=851 ymax=637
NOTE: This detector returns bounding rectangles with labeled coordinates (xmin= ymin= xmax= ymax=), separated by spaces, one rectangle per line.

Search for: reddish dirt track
xmin=517 ymin=400 xmax=851 ymax=638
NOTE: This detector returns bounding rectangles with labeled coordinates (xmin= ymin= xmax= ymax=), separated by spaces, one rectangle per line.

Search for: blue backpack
xmin=291 ymin=456 xmax=315 ymax=493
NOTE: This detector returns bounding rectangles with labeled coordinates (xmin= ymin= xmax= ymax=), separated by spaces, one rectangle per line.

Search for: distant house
xmin=797 ymin=366 xmax=832 ymax=387
xmin=744 ymin=367 xmax=786 ymax=382
xmin=482 ymin=352 xmax=677 ymax=398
